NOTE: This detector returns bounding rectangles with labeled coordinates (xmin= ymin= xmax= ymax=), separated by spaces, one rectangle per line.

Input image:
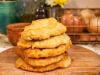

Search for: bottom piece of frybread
xmin=16 ymin=54 xmax=71 ymax=72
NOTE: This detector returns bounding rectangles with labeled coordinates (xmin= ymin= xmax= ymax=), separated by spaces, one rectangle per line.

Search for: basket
xmin=57 ymin=8 xmax=100 ymax=44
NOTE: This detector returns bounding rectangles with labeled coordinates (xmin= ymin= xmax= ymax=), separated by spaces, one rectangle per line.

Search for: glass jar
xmin=16 ymin=0 xmax=40 ymax=23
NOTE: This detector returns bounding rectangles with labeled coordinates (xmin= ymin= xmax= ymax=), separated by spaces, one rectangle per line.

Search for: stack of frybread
xmin=15 ymin=18 xmax=72 ymax=72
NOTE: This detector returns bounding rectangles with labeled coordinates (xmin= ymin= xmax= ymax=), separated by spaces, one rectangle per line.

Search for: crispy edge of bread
xmin=15 ymin=40 xmax=72 ymax=58
xmin=17 ymin=33 xmax=70 ymax=49
xmin=16 ymin=54 xmax=71 ymax=72
xmin=15 ymin=51 xmax=68 ymax=67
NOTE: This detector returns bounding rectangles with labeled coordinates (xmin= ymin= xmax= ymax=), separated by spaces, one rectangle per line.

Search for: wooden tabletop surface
xmin=0 ymin=45 xmax=100 ymax=75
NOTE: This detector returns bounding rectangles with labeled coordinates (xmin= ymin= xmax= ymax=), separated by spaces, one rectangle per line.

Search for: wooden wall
xmin=64 ymin=0 xmax=100 ymax=8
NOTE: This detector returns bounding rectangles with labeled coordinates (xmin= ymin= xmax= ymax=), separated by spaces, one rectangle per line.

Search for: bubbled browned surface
xmin=21 ymin=18 xmax=67 ymax=40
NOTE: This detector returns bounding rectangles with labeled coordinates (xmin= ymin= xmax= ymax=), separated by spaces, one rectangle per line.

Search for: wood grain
xmin=0 ymin=45 xmax=100 ymax=75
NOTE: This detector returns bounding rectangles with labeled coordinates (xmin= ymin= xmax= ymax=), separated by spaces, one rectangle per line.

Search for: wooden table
xmin=0 ymin=45 xmax=100 ymax=75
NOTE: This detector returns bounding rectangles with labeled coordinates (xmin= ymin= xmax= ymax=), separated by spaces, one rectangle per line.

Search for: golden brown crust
xmin=17 ymin=33 xmax=70 ymax=49
xmin=15 ymin=50 xmax=68 ymax=67
xmin=21 ymin=18 xmax=67 ymax=40
xmin=16 ymin=55 xmax=71 ymax=72
xmin=15 ymin=40 xmax=72 ymax=58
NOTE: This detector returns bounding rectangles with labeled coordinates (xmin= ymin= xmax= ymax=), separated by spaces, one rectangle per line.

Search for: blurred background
xmin=0 ymin=0 xmax=100 ymax=57
xmin=0 ymin=0 xmax=100 ymax=46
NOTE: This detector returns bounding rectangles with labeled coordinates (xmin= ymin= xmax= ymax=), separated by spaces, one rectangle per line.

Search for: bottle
xmin=36 ymin=0 xmax=48 ymax=19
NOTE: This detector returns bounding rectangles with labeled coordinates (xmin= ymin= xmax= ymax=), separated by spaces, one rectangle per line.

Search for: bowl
xmin=6 ymin=23 xmax=31 ymax=46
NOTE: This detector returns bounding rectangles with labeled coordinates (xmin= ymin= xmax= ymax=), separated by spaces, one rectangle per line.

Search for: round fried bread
xmin=16 ymin=54 xmax=71 ymax=72
xmin=17 ymin=33 xmax=70 ymax=49
xmin=15 ymin=50 xmax=67 ymax=67
xmin=21 ymin=18 xmax=67 ymax=41
xmin=15 ymin=40 xmax=72 ymax=58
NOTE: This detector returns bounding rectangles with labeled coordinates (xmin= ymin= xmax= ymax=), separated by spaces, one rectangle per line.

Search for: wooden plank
xmin=0 ymin=45 xmax=100 ymax=75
